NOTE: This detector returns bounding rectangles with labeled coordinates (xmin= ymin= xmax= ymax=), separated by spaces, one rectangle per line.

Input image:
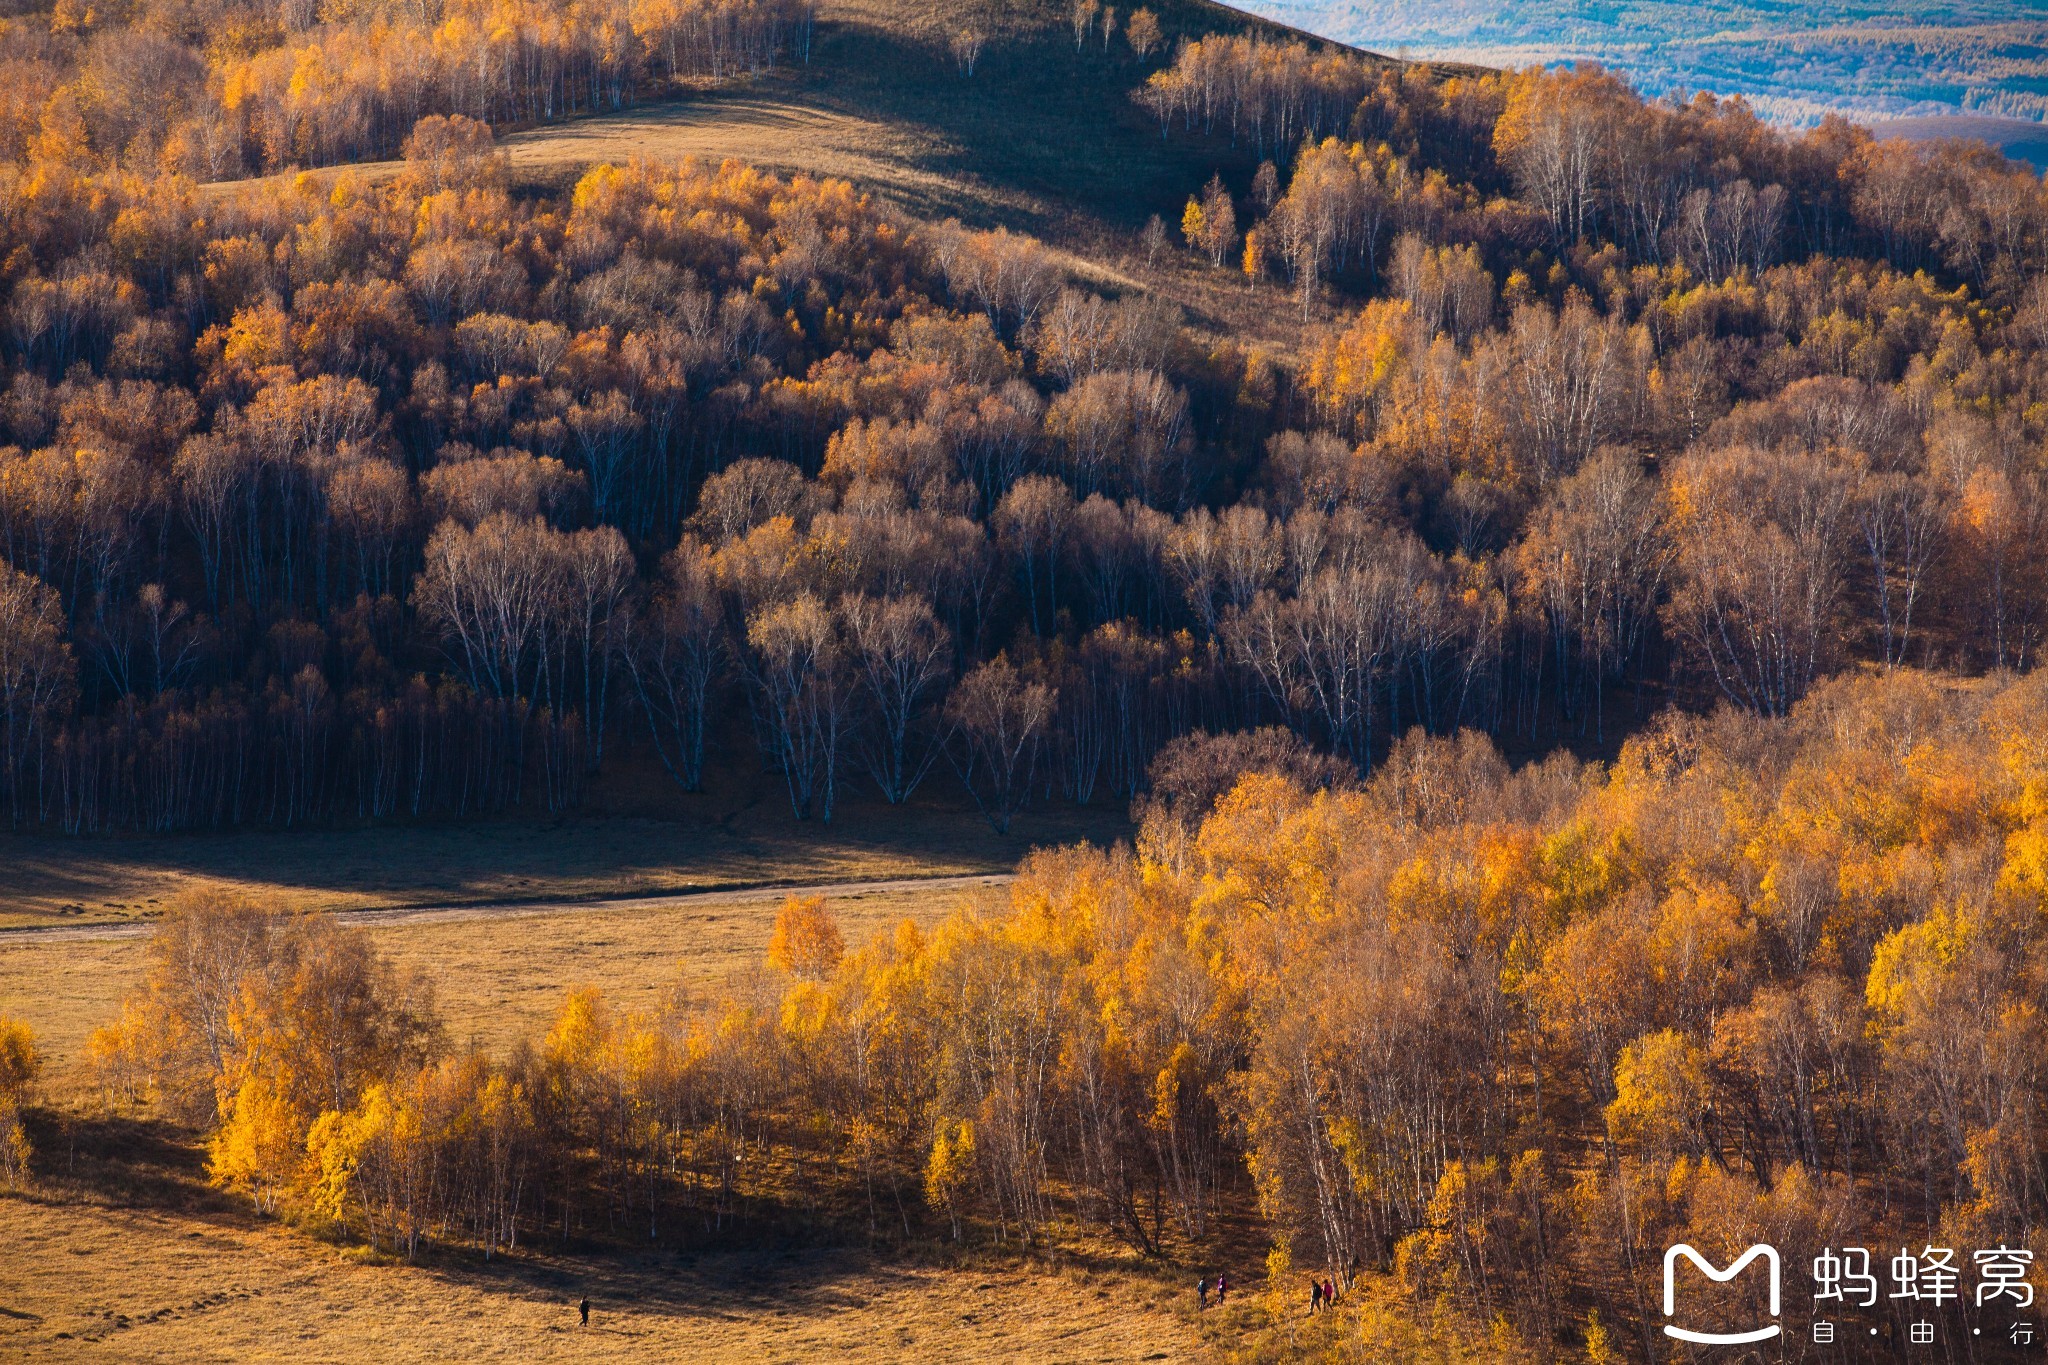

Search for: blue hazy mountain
xmin=1235 ymin=0 xmax=2048 ymax=130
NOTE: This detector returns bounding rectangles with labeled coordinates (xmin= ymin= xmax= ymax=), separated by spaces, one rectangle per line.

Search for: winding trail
xmin=0 ymin=871 xmax=1013 ymax=944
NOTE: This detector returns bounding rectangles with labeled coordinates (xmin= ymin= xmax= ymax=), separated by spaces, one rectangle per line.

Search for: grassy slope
xmin=787 ymin=0 xmax=1382 ymax=234
xmin=0 ymin=1194 xmax=1213 ymax=1362
xmin=459 ymin=0 xmax=1400 ymax=231
xmin=244 ymin=0 xmax=1389 ymax=231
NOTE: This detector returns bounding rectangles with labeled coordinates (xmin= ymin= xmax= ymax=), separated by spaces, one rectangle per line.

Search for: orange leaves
xmin=1302 ymin=297 xmax=1413 ymax=437
xmin=564 ymin=158 xmax=921 ymax=329
xmin=1384 ymin=824 xmax=1537 ymax=962
xmin=767 ymin=894 xmax=846 ymax=980
xmin=1192 ymin=771 xmax=1345 ymax=923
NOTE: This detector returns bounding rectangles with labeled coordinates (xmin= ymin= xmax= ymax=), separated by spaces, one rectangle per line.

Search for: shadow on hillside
xmin=20 ymin=1112 xmax=1243 ymax=1333
xmin=792 ymin=8 xmax=1285 ymax=234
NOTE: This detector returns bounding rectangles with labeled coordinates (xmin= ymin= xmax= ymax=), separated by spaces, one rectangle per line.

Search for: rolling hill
xmin=228 ymin=0 xmax=1397 ymax=233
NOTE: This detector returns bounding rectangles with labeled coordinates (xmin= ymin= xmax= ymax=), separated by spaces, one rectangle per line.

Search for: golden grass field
xmin=247 ymin=95 xmax=1027 ymax=224
xmin=0 ymin=877 xmax=1247 ymax=1362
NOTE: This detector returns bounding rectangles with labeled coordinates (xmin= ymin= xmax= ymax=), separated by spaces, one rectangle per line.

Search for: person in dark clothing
xmin=1216 ymin=1275 xmax=1228 ymax=1303
xmin=1310 ymin=1279 xmax=1323 ymax=1314
xmin=578 ymin=1298 xmax=590 ymax=1327
xmin=1196 ymin=1277 xmax=1210 ymax=1310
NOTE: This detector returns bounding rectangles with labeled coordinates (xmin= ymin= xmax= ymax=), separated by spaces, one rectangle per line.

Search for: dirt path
xmin=0 ymin=871 xmax=1014 ymax=944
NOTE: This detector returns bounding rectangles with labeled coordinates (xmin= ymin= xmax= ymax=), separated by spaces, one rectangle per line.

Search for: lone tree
xmin=946 ymin=655 xmax=1055 ymax=833
xmin=950 ymin=28 xmax=986 ymax=76
xmin=1070 ymin=0 xmax=1097 ymax=50
xmin=1126 ymin=7 xmax=1161 ymax=60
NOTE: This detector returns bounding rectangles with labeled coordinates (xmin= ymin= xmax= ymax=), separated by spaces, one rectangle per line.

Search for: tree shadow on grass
xmin=18 ymin=1107 xmax=1230 ymax=1336
xmin=18 ymin=1108 xmax=244 ymax=1223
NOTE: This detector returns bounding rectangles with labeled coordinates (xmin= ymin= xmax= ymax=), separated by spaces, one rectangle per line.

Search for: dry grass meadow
xmin=0 ymin=740 xmax=1157 ymax=1360
xmin=1 ymin=879 xmax=1003 ymax=1098
xmin=0 ymin=876 xmax=1241 ymax=1363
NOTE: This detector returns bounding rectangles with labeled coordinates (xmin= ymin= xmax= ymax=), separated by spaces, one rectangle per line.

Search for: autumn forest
xmin=3 ymin=0 xmax=2048 ymax=1358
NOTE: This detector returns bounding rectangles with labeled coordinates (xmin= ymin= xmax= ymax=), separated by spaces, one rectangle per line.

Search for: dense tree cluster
xmin=8 ymin=19 xmax=2048 ymax=1353
xmin=0 ymin=0 xmax=813 ymax=177
xmin=0 ymin=50 xmax=2048 ymax=834
xmin=85 ymin=668 xmax=2048 ymax=1357
xmin=0 ymin=35 xmax=2043 ymax=853
xmin=1136 ymin=32 xmax=1376 ymax=155
xmin=1164 ymin=58 xmax=2048 ymax=733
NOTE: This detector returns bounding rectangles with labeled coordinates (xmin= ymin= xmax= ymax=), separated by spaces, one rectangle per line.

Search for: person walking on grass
xmin=1196 ymin=1277 xmax=1209 ymax=1310
xmin=1216 ymin=1274 xmax=1228 ymax=1303
xmin=1310 ymin=1278 xmax=1323 ymax=1314
xmin=579 ymin=1297 xmax=590 ymax=1328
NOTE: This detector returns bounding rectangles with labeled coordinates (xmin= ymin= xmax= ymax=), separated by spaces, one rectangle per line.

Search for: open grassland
xmin=258 ymin=96 xmax=1011 ymax=223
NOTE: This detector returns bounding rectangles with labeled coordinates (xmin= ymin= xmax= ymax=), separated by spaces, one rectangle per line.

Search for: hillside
xmin=210 ymin=0 xmax=1426 ymax=355
xmin=744 ymin=0 xmax=1383 ymax=232
xmin=9 ymin=0 xmax=2048 ymax=1359
xmin=219 ymin=0 xmax=1389 ymax=221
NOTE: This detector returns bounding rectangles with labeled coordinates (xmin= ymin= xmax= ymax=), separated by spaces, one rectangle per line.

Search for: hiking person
xmin=1196 ymin=1276 xmax=1209 ymax=1310
xmin=1217 ymin=1274 xmax=1228 ymax=1303
xmin=1310 ymin=1278 xmax=1323 ymax=1314
xmin=578 ymin=1297 xmax=590 ymax=1327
